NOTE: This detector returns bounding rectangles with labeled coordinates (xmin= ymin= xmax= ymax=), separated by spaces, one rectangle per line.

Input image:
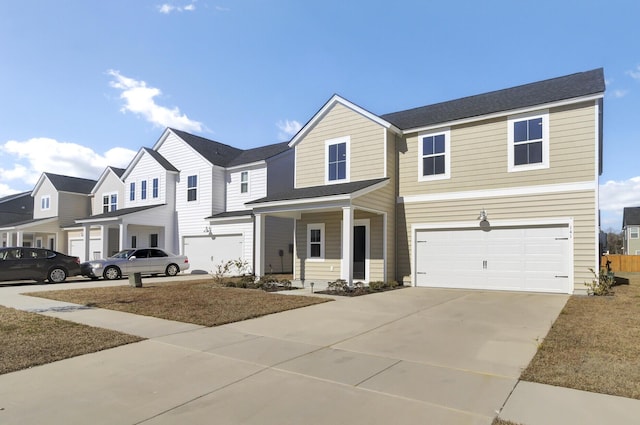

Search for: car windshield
xmin=110 ymin=250 xmax=136 ymax=259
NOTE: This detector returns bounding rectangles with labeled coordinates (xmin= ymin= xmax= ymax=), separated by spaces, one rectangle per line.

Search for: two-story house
xmin=0 ymin=173 xmax=95 ymax=253
xmin=75 ymin=128 xmax=294 ymax=274
xmin=622 ymin=207 xmax=640 ymax=254
xmin=249 ymin=68 xmax=605 ymax=294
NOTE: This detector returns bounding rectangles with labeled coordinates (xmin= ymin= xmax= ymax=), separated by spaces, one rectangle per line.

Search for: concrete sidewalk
xmin=1 ymin=278 xmax=639 ymax=424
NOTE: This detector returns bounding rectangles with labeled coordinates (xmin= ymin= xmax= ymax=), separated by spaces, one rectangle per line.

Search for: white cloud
xmin=626 ymin=65 xmax=640 ymax=80
xmin=599 ymin=176 xmax=640 ymax=230
xmin=107 ymin=70 xmax=203 ymax=132
xmin=276 ymin=120 xmax=302 ymax=141
xmin=0 ymin=137 xmax=136 ymax=196
xmin=158 ymin=3 xmax=196 ymax=14
xmin=612 ymin=89 xmax=628 ymax=98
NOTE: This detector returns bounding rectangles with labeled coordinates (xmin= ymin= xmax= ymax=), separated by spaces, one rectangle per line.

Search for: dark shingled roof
xmin=108 ymin=166 xmax=126 ymax=178
xmin=381 ymin=68 xmax=605 ymax=130
xmin=143 ymin=148 xmax=179 ymax=172
xmin=75 ymin=205 xmax=165 ymax=222
xmin=622 ymin=207 xmax=640 ymax=227
xmin=170 ymin=128 xmax=290 ymax=168
xmin=44 ymin=173 xmax=97 ymax=194
xmin=170 ymin=128 xmax=243 ymax=167
xmin=247 ymin=178 xmax=388 ymax=205
xmin=207 ymin=210 xmax=254 ymax=219
xmin=0 ymin=191 xmax=33 ymax=226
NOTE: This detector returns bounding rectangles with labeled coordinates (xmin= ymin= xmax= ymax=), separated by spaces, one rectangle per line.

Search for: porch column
xmin=6 ymin=231 xmax=14 ymax=247
xmin=16 ymin=231 xmax=23 ymax=247
xmin=100 ymin=225 xmax=108 ymax=259
xmin=118 ymin=223 xmax=127 ymax=251
xmin=341 ymin=206 xmax=353 ymax=286
xmin=83 ymin=224 xmax=91 ymax=262
xmin=254 ymin=213 xmax=265 ymax=277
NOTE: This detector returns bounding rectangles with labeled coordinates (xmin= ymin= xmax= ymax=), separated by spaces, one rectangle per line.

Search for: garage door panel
xmin=184 ymin=235 xmax=243 ymax=275
xmin=416 ymin=225 xmax=571 ymax=293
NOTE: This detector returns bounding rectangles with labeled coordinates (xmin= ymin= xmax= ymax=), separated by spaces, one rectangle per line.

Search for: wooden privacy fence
xmin=601 ymin=255 xmax=640 ymax=273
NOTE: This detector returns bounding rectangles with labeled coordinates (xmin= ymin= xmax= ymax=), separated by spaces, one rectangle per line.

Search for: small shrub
xmin=327 ymin=279 xmax=348 ymax=293
xmin=369 ymin=281 xmax=385 ymax=291
xmin=584 ymin=267 xmax=614 ymax=296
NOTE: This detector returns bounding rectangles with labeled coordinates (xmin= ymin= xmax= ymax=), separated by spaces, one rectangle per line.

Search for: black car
xmin=0 ymin=247 xmax=81 ymax=283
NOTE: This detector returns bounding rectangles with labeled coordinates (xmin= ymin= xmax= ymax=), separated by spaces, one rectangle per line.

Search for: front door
xmin=353 ymin=225 xmax=366 ymax=280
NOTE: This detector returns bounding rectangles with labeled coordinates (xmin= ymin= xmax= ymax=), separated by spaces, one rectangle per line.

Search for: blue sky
xmin=0 ymin=0 xmax=638 ymax=231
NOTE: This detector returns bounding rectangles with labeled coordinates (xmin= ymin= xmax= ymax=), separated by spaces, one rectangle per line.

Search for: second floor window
xmin=130 ymin=182 xmax=135 ymax=201
xmin=187 ymin=175 xmax=197 ymax=201
xmin=326 ymin=136 xmax=349 ymax=183
xmin=508 ymin=111 xmax=549 ymax=172
xmin=152 ymin=178 xmax=159 ymax=198
xmin=240 ymin=171 xmax=249 ymax=193
xmin=631 ymin=227 xmax=639 ymax=239
xmin=103 ymin=194 xmax=117 ymax=213
xmin=41 ymin=195 xmax=50 ymax=210
xmin=141 ymin=180 xmax=147 ymax=200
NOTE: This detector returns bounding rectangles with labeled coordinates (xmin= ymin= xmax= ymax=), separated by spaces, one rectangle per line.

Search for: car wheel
xmin=103 ymin=266 xmax=121 ymax=280
xmin=165 ymin=264 xmax=179 ymax=276
xmin=48 ymin=267 xmax=67 ymax=283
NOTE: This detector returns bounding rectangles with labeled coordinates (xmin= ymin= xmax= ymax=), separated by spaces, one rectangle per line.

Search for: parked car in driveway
xmin=0 ymin=247 xmax=81 ymax=283
xmin=81 ymin=248 xmax=190 ymax=280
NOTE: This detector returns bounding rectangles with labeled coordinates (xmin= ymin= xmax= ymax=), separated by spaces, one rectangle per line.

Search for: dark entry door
xmin=353 ymin=225 xmax=366 ymax=280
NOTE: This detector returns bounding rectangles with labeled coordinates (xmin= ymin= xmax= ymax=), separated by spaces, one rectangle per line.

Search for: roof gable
xmin=381 ymin=68 xmax=605 ymax=130
xmin=33 ymin=173 xmax=96 ymax=195
xmin=121 ymin=147 xmax=179 ymax=181
xmin=168 ymin=128 xmax=243 ymax=167
xmin=289 ymin=95 xmax=400 ymax=148
xmin=226 ymin=141 xmax=291 ymax=167
xmin=91 ymin=166 xmax=126 ymax=194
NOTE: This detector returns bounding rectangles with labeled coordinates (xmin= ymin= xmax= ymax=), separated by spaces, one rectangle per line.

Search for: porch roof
xmin=206 ymin=210 xmax=254 ymax=220
xmin=75 ymin=204 xmax=166 ymax=224
xmin=0 ymin=217 xmax=58 ymax=231
xmin=246 ymin=178 xmax=388 ymax=208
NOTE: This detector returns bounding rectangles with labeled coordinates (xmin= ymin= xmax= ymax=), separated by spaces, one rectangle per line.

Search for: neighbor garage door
xmin=415 ymin=225 xmax=571 ymax=293
xmin=183 ymin=234 xmax=244 ymax=274
xmin=69 ymin=239 xmax=103 ymax=262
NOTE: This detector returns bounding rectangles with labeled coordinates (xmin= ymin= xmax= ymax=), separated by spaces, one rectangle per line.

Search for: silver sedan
xmin=81 ymin=248 xmax=190 ymax=280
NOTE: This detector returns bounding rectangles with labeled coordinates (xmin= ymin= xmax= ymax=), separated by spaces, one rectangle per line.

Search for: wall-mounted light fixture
xmin=203 ymin=226 xmax=211 ymax=234
xmin=477 ymin=209 xmax=488 ymax=222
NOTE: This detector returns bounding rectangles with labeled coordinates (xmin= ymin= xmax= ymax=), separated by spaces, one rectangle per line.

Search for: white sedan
xmin=81 ymin=248 xmax=190 ymax=280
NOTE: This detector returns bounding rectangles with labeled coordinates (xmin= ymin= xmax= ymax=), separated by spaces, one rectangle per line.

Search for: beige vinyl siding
xmin=92 ymin=172 xmax=124 ymax=215
xmin=397 ymin=189 xmax=597 ymax=292
xmin=32 ymin=179 xmax=58 ymax=220
xmin=295 ymin=103 xmax=386 ymax=188
xmin=295 ymin=212 xmax=342 ymax=282
xmin=57 ymin=192 xmax=92 ymax=227
xmin=399 ymin=101 xmax=597 ymax=197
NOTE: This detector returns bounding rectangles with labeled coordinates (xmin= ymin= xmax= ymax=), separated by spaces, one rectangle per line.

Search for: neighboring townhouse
xmin=0 ymin=173 xmax=95 ymax=253
xmin=75 ymin=128 xmax=294 ymax=274
xmin=249 ymin=68 xmax=605 ymax=294
xmin=622 ymin=207 xmax=640 ymax=254
xmin=0 ymin=191 xmax=34 ymax=246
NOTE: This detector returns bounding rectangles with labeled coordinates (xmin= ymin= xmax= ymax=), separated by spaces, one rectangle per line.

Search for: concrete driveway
xmin=0 ymin=282 xmax=567 ymax=425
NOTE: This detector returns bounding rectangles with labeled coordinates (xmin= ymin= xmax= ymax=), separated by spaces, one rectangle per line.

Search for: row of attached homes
xmin=1 ymin=68 xmax=605 ymax=293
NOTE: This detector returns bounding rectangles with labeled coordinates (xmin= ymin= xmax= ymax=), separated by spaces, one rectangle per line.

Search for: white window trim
xmin=307 ymin=223 xmax=325 ymax=261
xmin=152 ymin=177 xmax=159 ymax=198
xmin=41 ymin=195 xmax=51 ymax=211
xmin=141 ymin=180 xmax=148 ymax=200
xmin=240 ymin=171 xmax=249 ymax=194
xmin=102 ymin=192 xmax=118 ymax=212
xmin=418 ymin=128 xmax=451 ymax=181
xmin=187 ymin=173 xmax=199 ymax=202
xmin=325 ymin=136 xmax=350 ymax=184
xmin=630 ymin=227 xmax=639 ymax=239
xmin=129 ymin=182 xmax=136 ymax=201
xmin=507 ymin=110 xmax=550 ymax=172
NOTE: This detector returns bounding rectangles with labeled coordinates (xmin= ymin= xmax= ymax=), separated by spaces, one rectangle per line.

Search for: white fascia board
xmin=120 ymin=148 xmax=148 ymax=181
xmin=30 ymin=173 xmax=49 ymax=197
xmin=399 ymin=181 xmax=596 ymax=204
xmin=14 ymin=217 xmax=59 ymax=230
xmin=289 ymin=95 xmax=400 ymax=148
xmin=226 ymin=160 xmax=266 ymax=171
xmin=75 ymin=216 xmax=121 ymax=225
xmin=250 ymin=194 xmax=352 ymax=210
xmin=350 ymin=179 xmax=389 ymax=199
xmin=400 ymin=93 xmax=605 ymax=135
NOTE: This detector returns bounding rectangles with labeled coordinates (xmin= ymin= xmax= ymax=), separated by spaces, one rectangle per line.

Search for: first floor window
xmin=141 ymin=180 xmax=147 ymax=200
xmin=307 ymin=223 xmax=325 ymax=260
xmin=240 ymin=171 xmax=249 ymax=193
xmin=131 ymin=235 xmax=137 ymax=248
xmin=152 ymin=178 xmax=159 ymax=198
xmin=130 ymin=182 xmax=136 ymax=201
xmin=150 ymin=233 xmax=158 ymax=248
xmin=508 ymin=111 xmax=549 ymax=171
xmin=187 ymin=175 xmax=197 ymax=201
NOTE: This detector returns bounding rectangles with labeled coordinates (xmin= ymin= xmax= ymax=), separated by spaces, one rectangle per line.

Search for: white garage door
xmin=183 ymin=234 xmax=244 ymax=275
xmin=69 ymin=239 xmax=103 ymax=262
xmin=415 ymin=225 xmax=571 ymax=293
